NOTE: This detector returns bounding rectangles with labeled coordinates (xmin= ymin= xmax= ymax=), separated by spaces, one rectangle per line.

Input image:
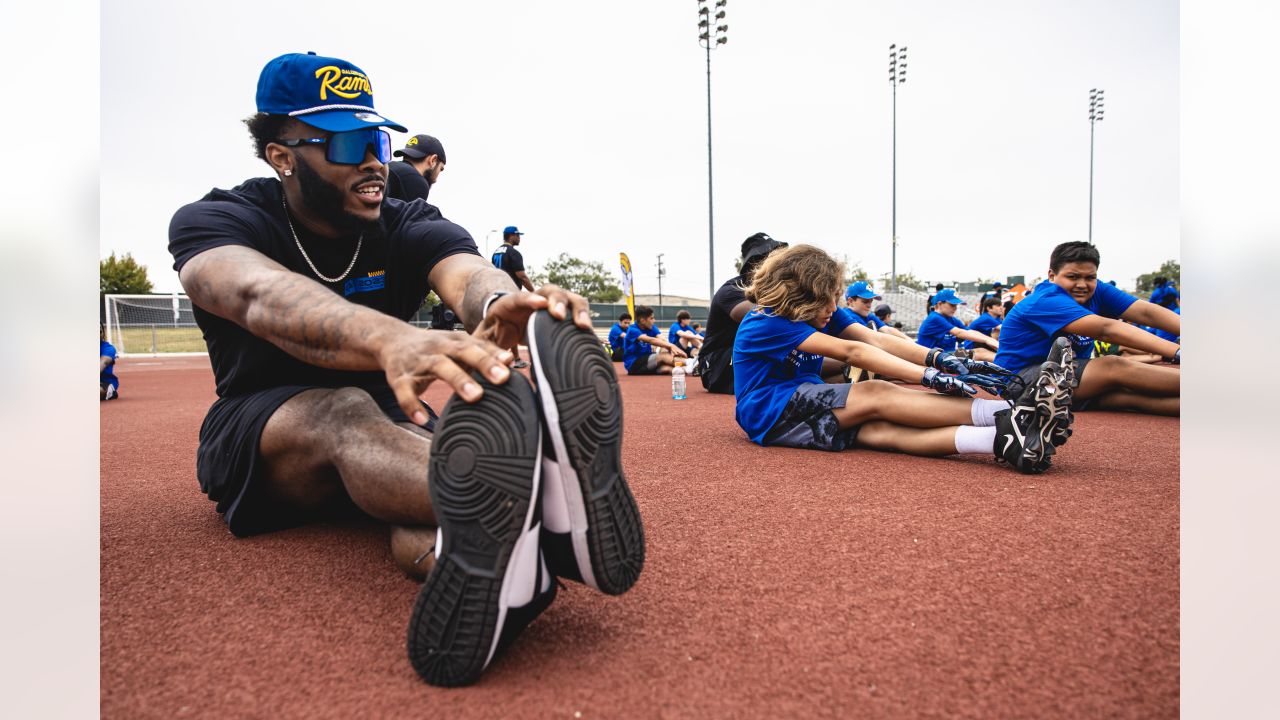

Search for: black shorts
xmin=1017 ymin=357 xmax=1094 ymax=411
xmin=761 ymin=383 xmax=860 ymax=451
xmin=197 ymin=383 xmax=436 ymax=537
xmin=699 ymin=348 xmax=734 ymax=394
xmin=626 ymin=353 xmax=660 ymax=375
xmin=610 ymin=344 xmax=624 ymax=362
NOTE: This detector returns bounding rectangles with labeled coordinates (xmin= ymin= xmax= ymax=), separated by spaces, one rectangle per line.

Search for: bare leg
xmin=655 ymin=353 xmax=678 ymax=375
xmin=821 ymin=357 xmax=848 ymax=384
xmin=832 ymin=380 xmax=974 ymax=429
xmin=1093 ymin=390 xmax=1180 ymax=416
xmin=854 ymin=420 xmax=965 ymax=456
xmin=258 ymin=387 xmax=440 ymax=573
xmin=971 ymin=348 xmax=996 ymax=362
xmin=1075 ymin=355 xmax=1180 ymax=415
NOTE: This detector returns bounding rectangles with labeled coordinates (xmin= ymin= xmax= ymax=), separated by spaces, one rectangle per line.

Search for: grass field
xmin=114 ymin=326 xmax=207 ymax=354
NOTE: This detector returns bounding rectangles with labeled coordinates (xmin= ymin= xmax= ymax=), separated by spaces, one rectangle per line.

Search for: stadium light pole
xmin=1088 ymin=88 xmax=1105 ymax=244
xmin=888 ymin=44 xmax=907 ymax=292
xmin=698 ymin=0 xmax=728 ymax=302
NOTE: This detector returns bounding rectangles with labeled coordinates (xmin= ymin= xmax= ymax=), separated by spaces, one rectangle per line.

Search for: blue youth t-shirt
xmin=732 ymin=309 xmax=832 ymax=444
xmin=668 ymin=322 xmax=694 ymax=350
xmin=915 ymin=311 xmax=966 ymax=350
xmin=848 ymin=311 xmax=885 ymax=330
xmin=822 ymin=307 xmax=859 ymax=337
xmin=100 ymin=340 xmax=119 ymax=389
xmin=623 ymin=325 xmax=660 ymax=371
xmin=964 ymin=313 xmax=1001 ymax=349
xmin=995 ymin=280 xmax=1138 ymax=372
xmin=608 ymin=323 xmax=626 ymax=350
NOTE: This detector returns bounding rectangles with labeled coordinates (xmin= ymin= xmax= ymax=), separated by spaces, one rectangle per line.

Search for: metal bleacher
xmin=878 ymin=287 xmax=979 ymax=333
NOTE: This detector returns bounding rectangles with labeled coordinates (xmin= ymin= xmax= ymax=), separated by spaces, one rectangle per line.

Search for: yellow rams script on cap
xmin=314 ymin=66 xmax=372 ymax=100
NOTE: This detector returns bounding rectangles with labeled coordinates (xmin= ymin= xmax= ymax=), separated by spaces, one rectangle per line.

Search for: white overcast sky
xmin=101 ymin=0 xmax=1177 ymax=297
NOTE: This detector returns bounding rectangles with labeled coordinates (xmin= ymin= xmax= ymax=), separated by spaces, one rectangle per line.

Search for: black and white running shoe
xmin=407 ymin=371 xmax=552 ymax=687
xmin=526 ymin=310 xmax=646 ymax=596
xmin=993 ymin=350 xmax=1074 ymax=474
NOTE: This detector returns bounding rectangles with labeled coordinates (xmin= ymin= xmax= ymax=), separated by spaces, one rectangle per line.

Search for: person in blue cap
xmin=491 ymin=225 xmax=535 ymax=367
xmin=1147 ymin=276 xmax=1181 ymax=343
xmin=995 ymin=242 xmax=1180 ymax=415
xmin=844 ymin=280 xmax=911 ymax=341
xmin=915 ymin=288 xmax=1000 ymax=354
xmin=167 ymin=52 xmax=646 ymax=687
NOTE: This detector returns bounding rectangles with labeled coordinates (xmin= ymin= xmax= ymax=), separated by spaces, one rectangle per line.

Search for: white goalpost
xmin=103 ymin=293 xmax=207 ymax=356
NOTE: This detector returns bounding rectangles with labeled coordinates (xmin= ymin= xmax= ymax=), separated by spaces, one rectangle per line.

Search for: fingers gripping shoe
xmin=993 ymin=356 xmax=1073 ymax=474
xmin=407 ymin=371 xmax=553 ymax=687
xmin=1044 ymin=337 xmax=1076 ymax=447
xmin=527 ymin=310 xmax=646 ymax=595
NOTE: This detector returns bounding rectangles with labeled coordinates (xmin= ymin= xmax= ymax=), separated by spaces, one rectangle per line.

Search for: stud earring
xmin=283 ymin=169 xmax=293 ymax=177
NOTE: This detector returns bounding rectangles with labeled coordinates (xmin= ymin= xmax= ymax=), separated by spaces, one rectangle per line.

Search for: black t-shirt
xmin=491 ymin=243 xmax=525 ymax=289
xmin=168 ymin=177 xmax=478 ymax=397
xmin=701 ymin=274 xmax=749 ymax=356
xmin=385 ymin=160 xmax=432 ymax=202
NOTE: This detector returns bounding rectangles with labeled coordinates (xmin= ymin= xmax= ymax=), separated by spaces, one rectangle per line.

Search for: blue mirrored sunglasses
xmin=277 ymin=129 xmax=392 ymax=165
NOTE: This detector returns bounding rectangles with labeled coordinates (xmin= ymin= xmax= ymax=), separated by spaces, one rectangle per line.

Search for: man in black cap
xmin=385 ymin=133 xmax=446 ymax=202
xmin=167 ymin=52 xmax=645 ymax=688
xmin=697 ymin=232 xmax=788 ymax=394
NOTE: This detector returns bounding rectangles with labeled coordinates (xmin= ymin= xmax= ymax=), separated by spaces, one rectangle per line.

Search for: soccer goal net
xmin=103 ymin=294 xmax=206 ymax=355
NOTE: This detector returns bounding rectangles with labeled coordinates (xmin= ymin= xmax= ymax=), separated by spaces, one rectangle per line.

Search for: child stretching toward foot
xmin=732 ymin=245 xmax=1075 ymax=474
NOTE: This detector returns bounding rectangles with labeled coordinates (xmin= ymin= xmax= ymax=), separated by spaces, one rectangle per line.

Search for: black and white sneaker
xmin=993 ymin=353 xmax=1074 ymax=474
xmin=526 ymin=310 xmax=645 ymax=595
xmin=1044 ymin=337 xmax=1076 ymax=447
xmin=406 ymin=371 xmax=551 ymax=687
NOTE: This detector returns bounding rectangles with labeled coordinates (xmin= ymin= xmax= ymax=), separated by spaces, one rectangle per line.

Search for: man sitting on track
xmin=995 ymin=241 xmax=1181 ymax=416
xmin=167 ymin=51 xmax=646 ymax=688
xmin=697 ymin=232 xmax=789 ymax=394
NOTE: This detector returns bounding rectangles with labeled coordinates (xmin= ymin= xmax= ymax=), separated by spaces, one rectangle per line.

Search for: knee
xmin=317 ymin=386 xmax=382 ymax=423
xmin=855 ymin=420 xmax=897 ymax=447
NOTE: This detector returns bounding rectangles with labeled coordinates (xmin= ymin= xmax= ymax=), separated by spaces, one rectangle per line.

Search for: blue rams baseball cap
xmin=503 ymin=226 xmax=523 ymax=235
xmin=845 ymin=281 xmax=882 ymax=300
xmin=256 ymin=52 xmax=407 ymax=133
xmin=932 ymin=288 xmax=966 ymax=305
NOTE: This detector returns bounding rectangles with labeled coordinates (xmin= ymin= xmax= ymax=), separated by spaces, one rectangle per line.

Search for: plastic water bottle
xmin=671 ymin=361 xmax=687 ymax=400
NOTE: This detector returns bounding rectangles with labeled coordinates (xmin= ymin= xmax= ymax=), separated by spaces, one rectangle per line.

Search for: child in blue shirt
xmin=607 ymin=312 xmax=631 ymax=362
xmin=844 ymin=281 xmax=912 ymax=341
xmin=732 ymin=244 xmax=1076 ymax=474
xmin=963 ymin=297 xmax=1005 ymax=361
xmin=624 ymin=305 xmax=686 ymax=375
xmin=100 ymin=327 xmax=120 ymax=400
xmin=995 ymin=242 xmax=1181 ymax=415
xmin=915 ymin=289 xmax=1000 ymax=355
xmin=666 ymin=310 xmax=704 ymax=358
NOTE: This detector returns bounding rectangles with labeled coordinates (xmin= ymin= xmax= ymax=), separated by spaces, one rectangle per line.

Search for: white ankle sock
xmin=970 ymin=398 xmax=1006 ymax=427
xmin=954 ymin=425 xmax=997 ymax=455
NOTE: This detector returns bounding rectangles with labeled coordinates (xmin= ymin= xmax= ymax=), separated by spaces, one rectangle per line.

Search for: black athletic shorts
xmin=1016 ymin=357 xmax=1094 ymax=411
xmin=698 ymin=348 xmax=734 ymax=394
xmin=197 ymin=383 xmax=436 ymax=537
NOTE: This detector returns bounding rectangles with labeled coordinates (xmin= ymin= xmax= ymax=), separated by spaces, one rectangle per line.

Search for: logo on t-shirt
xmin=343 ymin=270 xmax=386 ymax=297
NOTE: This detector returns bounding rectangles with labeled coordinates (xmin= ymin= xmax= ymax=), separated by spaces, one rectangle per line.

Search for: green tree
xmin=883 ymin=271 xmax=927 ymax=292
xmin=100 ymin=252 xmax=154 ymax=294
xmin=1135 ymin=260 xmax=1180 ymax=294
xmin=530 ymin=253 xmax=623 ymax=302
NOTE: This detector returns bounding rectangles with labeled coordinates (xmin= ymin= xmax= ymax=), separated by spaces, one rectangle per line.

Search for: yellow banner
xmin=619 ymin=252 xmax=635 ymax=319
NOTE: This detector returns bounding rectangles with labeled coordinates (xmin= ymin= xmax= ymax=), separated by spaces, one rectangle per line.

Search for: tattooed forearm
xmin=458 ymin=267 xmax=524 ymax=331
xmin=182 ymin=245 xmax=405 ymax=370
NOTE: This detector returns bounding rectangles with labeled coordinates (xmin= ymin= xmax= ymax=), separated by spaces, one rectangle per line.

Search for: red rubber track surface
xmin=102 ymin=356 xmax=1178 ymax=718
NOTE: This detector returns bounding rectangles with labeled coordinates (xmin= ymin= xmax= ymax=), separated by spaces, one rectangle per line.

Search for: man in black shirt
xmin=491 ymin=226 xmax=535 ymax=291
xmin=168 ymin=52 xmax=644 ymax=687
xmin=697 ymin=232 xmax=788 ymax=393
xmin=491 ymin=226 xmax=535 ymax=367
xmin=385 ymin=133 xmax=445 ymax=202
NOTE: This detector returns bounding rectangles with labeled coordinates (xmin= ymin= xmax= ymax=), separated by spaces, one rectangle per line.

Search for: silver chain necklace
xmin=281 ymin=196 xmax=362 ymax=283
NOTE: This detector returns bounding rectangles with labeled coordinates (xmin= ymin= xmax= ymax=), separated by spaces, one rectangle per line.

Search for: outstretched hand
xmin=473 ymin=284 xmax=593 ymax=351
xmin=921 ymin=367 xmax=978 ymax=397
xmin=381 ymin=328 xmax=513 ymax=424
